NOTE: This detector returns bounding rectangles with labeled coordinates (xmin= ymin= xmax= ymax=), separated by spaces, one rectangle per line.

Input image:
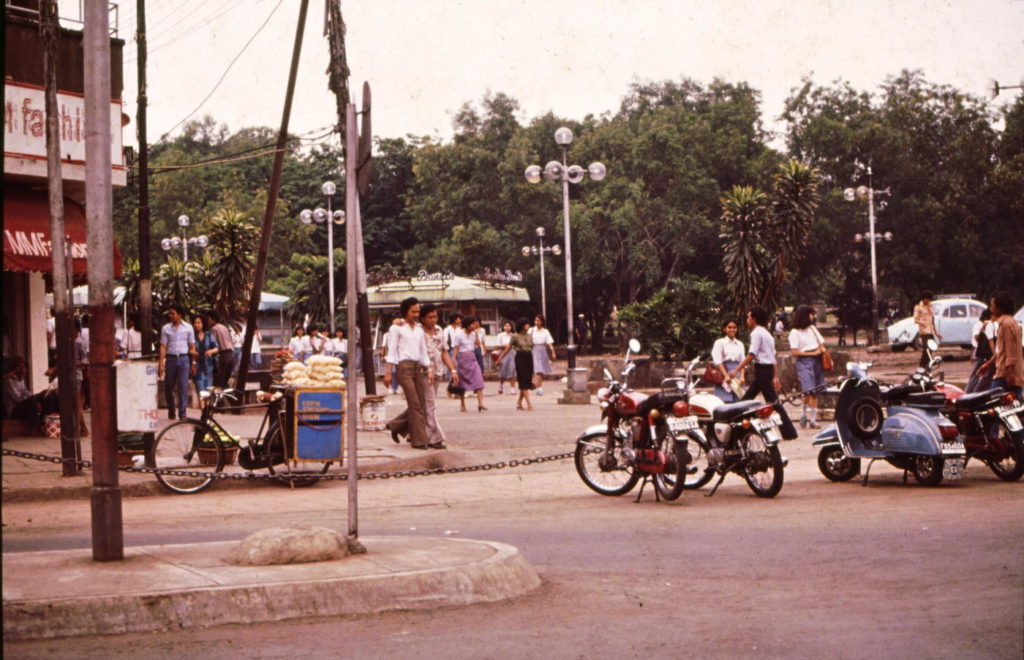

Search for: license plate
xmin=754 ymin=414 xmax=780 ymax=433
xmin=1000 ymin=407 xmax=1023 ymax=432
xmin=668 ymin=416 xmax=699 ymax=433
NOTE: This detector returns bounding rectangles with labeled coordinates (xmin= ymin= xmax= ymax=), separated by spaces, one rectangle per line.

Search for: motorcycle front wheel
xmin=987 ymin=426 xmax=1024 ymax=482
xmin=574 ymin=429 xmax=639 ymax=496
xmin=738 ymin=431 xmax=784 ymax=498
xmin=817 ymin=445 xmax=861 ymax=482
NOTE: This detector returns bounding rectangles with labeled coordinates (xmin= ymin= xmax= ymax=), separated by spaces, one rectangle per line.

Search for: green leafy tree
xmin=204 ymin=209 xmax=257 ymax=321
xmin=617 ymin=275 xmax=723 ymax=360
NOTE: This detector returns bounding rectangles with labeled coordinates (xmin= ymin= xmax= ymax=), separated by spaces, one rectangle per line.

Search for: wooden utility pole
xmin=41 ymin=0 xmax=82 ymax=476
xmin=237 ymin=0 xmax=310 ymax=392
xmin=326 ymin=1 xmax=375 ymax=394
xmin=84 ymin=0 xmax=123 ymax=561
xmin=135 ymin=0 xmax=153 ymax=355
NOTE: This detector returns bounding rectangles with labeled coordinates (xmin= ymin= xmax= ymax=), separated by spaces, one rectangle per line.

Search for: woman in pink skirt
xmin=453 ymin=316 xmax=487 ymax=412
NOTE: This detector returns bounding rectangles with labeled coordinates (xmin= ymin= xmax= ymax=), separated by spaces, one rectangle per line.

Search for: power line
xmin=123 ymin=0 xmax=247 ymax=65
xmin=153 ymin=0 xmax=287 ymax=145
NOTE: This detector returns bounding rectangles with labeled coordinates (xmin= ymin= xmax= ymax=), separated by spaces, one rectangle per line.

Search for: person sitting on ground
xmin=2 ymin=356 xmax=58 ymax=428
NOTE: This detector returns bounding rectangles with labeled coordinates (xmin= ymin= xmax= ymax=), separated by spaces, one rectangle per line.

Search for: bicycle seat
xmin=712 ymin=400 xmax=762 ymax=422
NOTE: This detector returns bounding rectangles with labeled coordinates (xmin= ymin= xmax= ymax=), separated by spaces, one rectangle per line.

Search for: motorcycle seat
xmin=953 ymin=388 xmax=1004 ymax=410
xmin=883 ymin=384 xmax=923 ymax=402
xmin=904 ymin=391 xmax=946 ymax=407
xmin=637 ymin=391 xmax=687 ymax=417
xmin=712 ymin=400 xmax=762 ymax=422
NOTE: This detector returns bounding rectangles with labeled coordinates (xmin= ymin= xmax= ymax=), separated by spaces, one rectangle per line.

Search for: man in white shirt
xmin=384 ymin=297 xmax=435 ymax=449
xmin=731 ymin=306 xmax=798 ymax=440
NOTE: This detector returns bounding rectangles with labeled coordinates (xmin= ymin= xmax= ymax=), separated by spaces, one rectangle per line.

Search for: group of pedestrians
xmin=963 ymin=291 xmax=1023 ymax=398
xmin=288 ymin=326 xmax=347 ymax=365
xmin=158 ymin=306 xmax=236 ymax=420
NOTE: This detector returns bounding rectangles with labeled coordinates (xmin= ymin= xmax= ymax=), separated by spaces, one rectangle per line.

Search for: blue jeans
xmin=194 ymin=369 xmax=212 ymax=394
xmin=165 ymin=354 xmax=191 ymax=418
xmin=992 ymin=378 xmax=1023 ymax=400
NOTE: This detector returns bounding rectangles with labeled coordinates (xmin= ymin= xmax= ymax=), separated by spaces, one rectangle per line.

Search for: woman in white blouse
xmin=496 ymin=320 xmax=517 ymax=395
xmin=711 ymin=319 xmax=745 ymax=402
xmin=288 ymin=326 xmax=311 ymax=363
xmin=529 ymin=314 xmax=556 ymax=395
xmin=789 ymin=305 xmax=826 ymax=428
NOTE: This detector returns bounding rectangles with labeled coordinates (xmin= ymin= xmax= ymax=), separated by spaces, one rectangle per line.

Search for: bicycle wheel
xmin=265 ymin=422 xmax=331 ymax=487
xmin=152 ymin=420 xmax=223 ymax=494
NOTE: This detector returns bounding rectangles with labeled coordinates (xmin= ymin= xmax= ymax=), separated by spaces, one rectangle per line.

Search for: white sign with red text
xmin=4 ymin=81 xmax=126 ymax=184
xmin=116 ymin=360 xmax=160 ymax=432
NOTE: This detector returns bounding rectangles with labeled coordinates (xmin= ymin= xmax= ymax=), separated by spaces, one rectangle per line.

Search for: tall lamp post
xmin=525 ymin=127 xmax=605 ymax=373
xmin=843 ymin=169 xmax=891 ymax=346
xmin=989 ymin=77 xmax=1024 ymax=98
xmin=160 ymin=215 xmax=207 ymax=261
xmin=299 ymin=181 xmax=346 ymax=334
xmin=521 ymin=227 xmax=560 ymax=321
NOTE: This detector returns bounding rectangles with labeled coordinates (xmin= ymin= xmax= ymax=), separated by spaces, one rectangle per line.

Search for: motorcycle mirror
xmin=926 ymin=338 xmax=939 ymax=352
xmin=603 ymin=368 xmax=613 ymax=380
xmin=628 ymin=338 xmax=641 ymax=353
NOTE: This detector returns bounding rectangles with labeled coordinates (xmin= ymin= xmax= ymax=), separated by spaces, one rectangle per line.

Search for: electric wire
xmin=151 ymin=0 xmax=287 ymax=145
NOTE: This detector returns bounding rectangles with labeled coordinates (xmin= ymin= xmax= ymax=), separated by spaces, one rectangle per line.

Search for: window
xmin=943 ymin=305 xmax=967 ymax=318
xmin=967 ymin=304 xmax=983 ymax=318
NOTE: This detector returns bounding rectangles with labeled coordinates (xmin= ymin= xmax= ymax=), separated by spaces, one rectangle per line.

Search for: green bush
xmin=618 ymin=275 xmax=722 ymax=360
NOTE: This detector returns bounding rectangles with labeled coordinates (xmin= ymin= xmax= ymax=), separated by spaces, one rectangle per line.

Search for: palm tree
xmin=205 ymin=209 xmax=256 ymax=321
xmin=719 ymin=161 xmax=822 ymax=314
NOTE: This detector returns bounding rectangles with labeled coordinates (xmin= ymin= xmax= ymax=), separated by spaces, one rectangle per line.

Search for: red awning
xmin=2 ymin=187 xmax=123 ymax=278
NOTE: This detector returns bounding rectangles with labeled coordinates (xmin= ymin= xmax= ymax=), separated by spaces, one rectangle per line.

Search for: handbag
xmin=702 ymin=365 xmax=725 ymax=385
xmin=814 ymin=326 xmax=833 ymax=371
xmin=447 ymin=381 xmax=465 ymax=396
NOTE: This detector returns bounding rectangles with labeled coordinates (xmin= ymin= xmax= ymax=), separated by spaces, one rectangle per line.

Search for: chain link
xmin=2 ymin=447 xmax=576 ymax=483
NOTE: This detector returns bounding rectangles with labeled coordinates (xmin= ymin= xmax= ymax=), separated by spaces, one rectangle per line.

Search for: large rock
xmin=227 ymin=526 xmax=350 ymax=566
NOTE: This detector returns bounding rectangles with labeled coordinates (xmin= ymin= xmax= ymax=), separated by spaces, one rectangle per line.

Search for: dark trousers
xmin=919 ymin=334 xmax=935 ymax=368
xmin=387 ymin=360 xmax=430 ymax=448
xmin=214 ymin=350 xmax=236 ymax=389
xmin=992 ymin=378 xmax=1023 ymax=400
xmin=742 ymin=363 xmax=798 ymax=440
xmin=165 ymin=355 xmax=191 ymax=417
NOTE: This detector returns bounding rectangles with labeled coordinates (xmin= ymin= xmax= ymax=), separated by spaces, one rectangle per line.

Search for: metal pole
xmin=237 ymin=0 xmax=309 ymax=393
xmin=345 ymin=103 xmax=360 ymax=542
xmin=867 ymin=169 xmax=880 ymax=346
xmin=182 ymin=225 xmax=188 ymax=262
xmin=327 ymin=194 xmax=335 ymax=335
xmin=538 ymin=233 xmax=547 ymax=321
xmin=85 ymin=0 xmax=123 ymax=561
xmin=41 ymin=0 xmax=82 ymax=476
xmin=135 ymin=0 xmax=153 ymax=356
xmin=560 ymin=149 xmax=576 ymax=371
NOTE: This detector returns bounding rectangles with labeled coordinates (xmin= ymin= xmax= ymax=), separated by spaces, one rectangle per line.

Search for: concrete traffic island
xmin=2 ymin=535 xmax=541 ymax=641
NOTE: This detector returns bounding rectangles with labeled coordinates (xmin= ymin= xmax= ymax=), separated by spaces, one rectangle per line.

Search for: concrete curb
xmin=2 ymin=536 xmax=541 ymax=641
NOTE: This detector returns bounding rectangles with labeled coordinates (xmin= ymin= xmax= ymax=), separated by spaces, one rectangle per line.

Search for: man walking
xmin=984 ymin=291 xmax=1023 ymax=399
xmin=729 ymin=306 xmax=799 ymax=440
xmin=383 ymin=297 xmax=434 ymax=450
xmin=914 ymin=292 xmax=940 ymax=368
xmin=203 ymin=310 xmax=236 ymax=389
xmin=158 ymin=305 xmax=196 ymax=420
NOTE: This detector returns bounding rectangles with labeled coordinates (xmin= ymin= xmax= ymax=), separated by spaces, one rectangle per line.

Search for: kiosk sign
xmin=293 ymin=390 xmax=344 ymax=461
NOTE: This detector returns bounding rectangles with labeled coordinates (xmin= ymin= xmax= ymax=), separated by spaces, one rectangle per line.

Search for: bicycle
xmin=151 ymin=387 xmax=332 ymax=494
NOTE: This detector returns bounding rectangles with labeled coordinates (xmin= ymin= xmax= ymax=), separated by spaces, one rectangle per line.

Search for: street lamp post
xmin=160 ymin=214 xmax=208 ymax=261
xmin=989 ymin=77 xmax=1024 ymax=98
xmin=521 ymin=227 xmax=561 ymax=321
xmin=525 ymin=127 xmax=605 ymax=373
xmin=299 ymin=181 xmax=346 ymax=335
xmin=844 ymin=169 xmax=891 ymax=346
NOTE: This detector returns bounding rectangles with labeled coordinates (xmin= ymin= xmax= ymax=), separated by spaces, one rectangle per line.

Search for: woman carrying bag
xmin=788 ymin=305 xmax=829 ymax=429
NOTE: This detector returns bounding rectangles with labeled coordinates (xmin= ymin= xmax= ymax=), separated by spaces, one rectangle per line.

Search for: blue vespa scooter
xmin=813 ymin=360 xmax=966 ymax=486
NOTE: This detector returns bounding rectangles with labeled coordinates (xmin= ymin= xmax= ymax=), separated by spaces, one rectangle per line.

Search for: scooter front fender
xmin=812 ymin=425 xmax=838 ymax=446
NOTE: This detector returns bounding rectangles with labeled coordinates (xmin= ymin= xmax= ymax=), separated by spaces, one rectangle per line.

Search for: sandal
xmin=478 ymin=406 xmax=488 ymax=412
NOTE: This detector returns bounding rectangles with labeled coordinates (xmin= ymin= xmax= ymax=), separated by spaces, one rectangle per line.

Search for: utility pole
xmin=237 ymin=0 xmax=309 ymax=393
xmin=41 ymin=0 xmax=82 ymax=476
xmin=84 ymin=0 xmax=123 ymax=561
xmin=135 ymin=0 xmax=153 ymax=355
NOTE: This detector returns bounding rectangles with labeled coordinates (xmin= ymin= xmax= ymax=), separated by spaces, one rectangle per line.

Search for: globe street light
xmin=520 ymin=227 xmax=561 ymax=321
xmin=525 ymin=127 xmax=605 ymax=373
xmin=299 ymin=181 xmax=346 ymax=334
xmin=989 ymin=77 xmax=1024 ymax=98
xmin=160 ymin=215 xmax=208 ymax=261
xmin=843 ymin=169 xmax=891 ymax=346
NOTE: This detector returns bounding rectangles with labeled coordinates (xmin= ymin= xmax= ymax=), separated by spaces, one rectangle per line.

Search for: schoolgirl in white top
xmin=711 ymin=319 xmax=745 ymax=402
xmin=788 ymin=305 xmax=826 ymax=428
xmin=528 ymin=314 xmax=556 ymax=394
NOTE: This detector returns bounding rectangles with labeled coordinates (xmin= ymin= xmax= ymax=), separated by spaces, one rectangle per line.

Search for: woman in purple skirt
xmin=453 ymin=316 xmax=487 ymax=412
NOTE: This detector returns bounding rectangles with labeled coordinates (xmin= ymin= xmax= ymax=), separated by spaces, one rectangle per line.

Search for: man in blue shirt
xmin=159 ymin=305 xmax=196 ymax=420
xmin=730 ymin=306 xmax=799 ymax=440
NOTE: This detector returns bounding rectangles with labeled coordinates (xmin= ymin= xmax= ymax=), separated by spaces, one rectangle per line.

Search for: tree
xmin=617 ymin=275 xmax=723 ymax=360
xmin=204 ymin=209 xmax=256 ymax=321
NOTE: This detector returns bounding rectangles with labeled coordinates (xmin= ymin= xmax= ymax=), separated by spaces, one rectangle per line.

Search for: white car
xmin=887 ymin=297 xmax=988 ymax=351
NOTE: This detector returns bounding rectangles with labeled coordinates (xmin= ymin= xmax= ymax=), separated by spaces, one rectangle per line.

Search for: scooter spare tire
xmin=848 ymin=397 xmax=884 ymax=441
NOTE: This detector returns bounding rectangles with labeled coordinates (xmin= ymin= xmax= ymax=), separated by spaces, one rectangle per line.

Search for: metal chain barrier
xmin=2 ymin=447 xmax=576 ymax=483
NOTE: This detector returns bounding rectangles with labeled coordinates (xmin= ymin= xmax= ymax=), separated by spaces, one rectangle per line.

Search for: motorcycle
xmin=659 ymin=358 xmax=788 ymax=498
xmin=573 ymin=339 xmax=698 ymax=502
xmin=813 ymin=342 xmax=967 ymax=486
xmin=881 ymin=340 xmax=1024 ymax=481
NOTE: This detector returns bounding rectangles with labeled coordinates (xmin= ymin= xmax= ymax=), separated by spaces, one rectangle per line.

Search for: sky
xmin=99 ymin=0 xmax=1024 ymax=150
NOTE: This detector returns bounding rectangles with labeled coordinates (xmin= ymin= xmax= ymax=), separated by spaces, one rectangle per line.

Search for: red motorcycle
xmin=573 ymin=340 xmax=700 ymax=502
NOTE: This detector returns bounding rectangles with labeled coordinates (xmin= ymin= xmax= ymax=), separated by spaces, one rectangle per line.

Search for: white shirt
xmin=970 ymin=320 xmax=996 ymax=348
xmin=289 ymin=335 xmax=310 ymax=355
xmin=529 ymin=327 xmax=553 ymax=346
xmin=788 ymin=326 xmax=824 ymax=354
xmin=118 ymin=328 xmax=142 ymax=358
xmin=308 ymin=334 xmax=325 ymax=354
xmin=442 ymin=325 xmax=460 ymax=351
xmin=711 ymin=336 xmax=745 ymax=365
xmin=46 ymin=317 xmax=56 ymax=349
xmin=386 ymin=323 xmax=430 ymax=367
xmin=452 ymin=329 xmax=479 ymax=353
xmin=250 ymin=331 xmax=262 ymax=354
xmin=497 ymin=331 xmax=512 ymax=347
xmin=231 ymin=326 xmax=244 ymax=349
xmin=748 ymin=325 xmax=776 ymax=364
